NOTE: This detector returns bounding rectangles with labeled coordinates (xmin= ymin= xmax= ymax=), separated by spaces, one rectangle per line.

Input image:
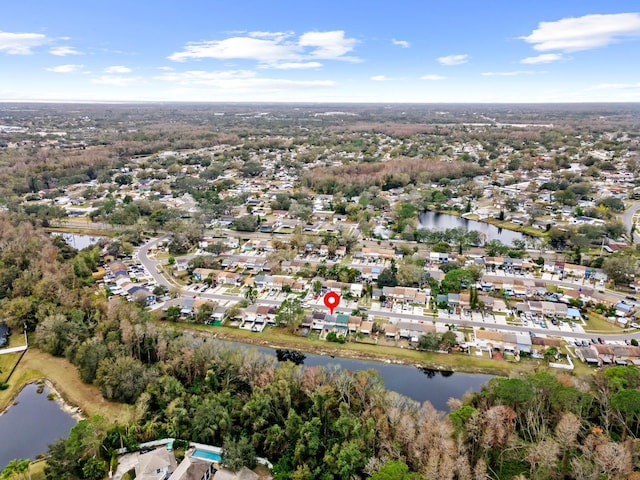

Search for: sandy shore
xmin=42 ymin=380 xmax=86 ymax=422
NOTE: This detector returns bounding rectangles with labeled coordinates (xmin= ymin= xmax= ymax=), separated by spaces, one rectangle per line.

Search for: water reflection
xmin=220 ymin=339 xmax=492 ymax=411
xmin=0 ymin=383 xmax=77 ymax=469
xmin=418 ymin=210 xmax=526 ymax=246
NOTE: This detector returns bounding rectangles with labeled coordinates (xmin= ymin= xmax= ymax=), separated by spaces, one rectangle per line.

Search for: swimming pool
xmin=192 ymin=449 xmax=222 ymax=462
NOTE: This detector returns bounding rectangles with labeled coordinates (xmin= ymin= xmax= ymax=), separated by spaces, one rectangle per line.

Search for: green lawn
xmin=175 ymin=322 xmax=549 ymax=376
xmin=584 ymin=314 xmax=625 ymax=333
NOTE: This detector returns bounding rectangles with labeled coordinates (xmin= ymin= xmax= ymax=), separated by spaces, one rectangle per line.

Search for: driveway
xmin=112 ymin=452 xmax=139 ymax=480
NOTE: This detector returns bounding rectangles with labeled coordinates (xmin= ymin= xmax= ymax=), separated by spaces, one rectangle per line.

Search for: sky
xmin=1 ymin=0 xmax=640 ymax=103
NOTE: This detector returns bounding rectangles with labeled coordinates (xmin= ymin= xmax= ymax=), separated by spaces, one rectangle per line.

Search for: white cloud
xmin=298 ymin=30 xmax=358 ymax=59
xmin=521 ymin=13 xmax=640 ymax=52
xmin=104 ymin=65 xmax=132 ymax=73
xmin=481 ymin=70 xmax=536 ymax=76
xmin=371 ymin=75 xmax=391 ymax=81
xmin=420 ymin=74 xmax=447 ymax=80
xmin=91 ymin=75 xmax=143 ymax=86
xmin=267 ymin=61 xmax=323 ymax=69
xmin=46 ymin=64 xmax=83 ymax=73
xmin=520 ymin=53 xmax=564 ymax=64
xmin=0 ymin=30 xmax=47 ymax=54
xmin=437 ymin=54 xmax=468 ymax=66
xmin=157 ymin=66 xmax=174 ymax=71
xmin=247 ymin=31 xmax=293 ymax=41
xmin=169 ymin=30 xmax=358 ymax=64
xmin=587 ymin=82 xmax=640 ymax=91
xmin=49 ymin=46 xmax=80 ymax=56
xmin=155 ymin=69 xmax=335 ymax=91
xmin=169 ymin=36 xmax=295 ymax=62
xmin=392 ymin=39 xmax=410 ymax=48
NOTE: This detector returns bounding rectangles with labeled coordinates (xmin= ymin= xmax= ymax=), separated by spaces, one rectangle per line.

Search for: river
xmin=0 ymin=383 xmax=77 ymax=469
xmin=418 ymin=210 xmax=526 ymax=246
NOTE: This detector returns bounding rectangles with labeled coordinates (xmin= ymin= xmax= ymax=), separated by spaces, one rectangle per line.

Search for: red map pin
xmin=323 ymin=291 xmax=341 ymax=315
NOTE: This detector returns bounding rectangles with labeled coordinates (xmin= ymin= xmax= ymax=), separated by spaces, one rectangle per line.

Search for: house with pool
xmin=120 ymin=439 xmax=271 ymax=480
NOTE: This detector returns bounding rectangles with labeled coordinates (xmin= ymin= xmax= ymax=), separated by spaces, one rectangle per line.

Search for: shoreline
xmin=0 ymin=379 xmax=85 ymax=422
xmin=185 ymin=325 xmax=511 ymax=376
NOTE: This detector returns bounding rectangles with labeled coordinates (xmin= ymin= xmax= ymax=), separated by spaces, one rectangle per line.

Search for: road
xmin=136 ymin=236 xmax=640 ymax=344
xmin=621 ymin=200 xmax=640 ymax=244
xmin=137 ymin=235 xmax=172 ymax=288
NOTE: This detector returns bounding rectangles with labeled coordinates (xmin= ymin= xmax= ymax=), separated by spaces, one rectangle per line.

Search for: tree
xmin=244 ymin=285 xmax=258 ymax=305
xmin=312 ymin=280 xmax=322 ymax=296
xmin=440 ymin=268 xmax=473 ymax=294
xmin=222 ymin=435 xmax=257 ymax=471
xmin=95 ymin=356 xmax=158 ymax=404
xmin=370 ymin=460 xmax=422 ymax=480
xmin=233 ymin=215 xmax=259 ymax=232
xmin=602 ymin=254 xmax=636 ymax=287
xmin=376 ymin=267 xmax=398 ymax=288
xmin=196 ymin=303 xmax=214 ymax=323
xmin=1 ymin=459 xmax=31 ymax=480
xmin=484 ymin=239 xmax=508 ymax=257
xmin=165 ymin=305 xmax=181 ymax=322
xmin=82 ymin=458 xmax=107 ymax=480
xmin=418 ymin=332 xmax=441 ymax=351
xmin=275 ymin=298 xmax=303 ymax=330
xmin=610 ymin=389 xmax=640 ymax=438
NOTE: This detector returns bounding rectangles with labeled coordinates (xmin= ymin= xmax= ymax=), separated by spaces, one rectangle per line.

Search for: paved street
xmin=136 ymin=236 xmax=640 ymax=344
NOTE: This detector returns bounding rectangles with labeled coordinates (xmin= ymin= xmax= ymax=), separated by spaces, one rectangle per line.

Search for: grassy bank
xmin=171 ymin=321 xmax=567 ymax=377
xmin=0 ymin=348 xmax=132 ymax=423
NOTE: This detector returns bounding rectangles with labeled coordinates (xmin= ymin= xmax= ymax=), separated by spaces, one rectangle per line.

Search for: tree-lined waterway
xmin=228 ymin=341 xmax=493 ymax=411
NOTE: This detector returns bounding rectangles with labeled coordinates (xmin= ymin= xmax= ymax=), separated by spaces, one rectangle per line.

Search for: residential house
xmin=135 ymin=448 xmax=178 ymax=480
xmin=212 ymin=468 xmax=258 ymax=480
xmin=384 ymin=323 xmax=398 ymax=340
xmin=347 ymin=316 xmax=362 ymax=333
xmin=193 ymin=268 xmax=217 ymax=282
xmin=168 ymin=455 xmax=215 ymax=480
xmin=616 ymin=302 xmax=635 ymax=318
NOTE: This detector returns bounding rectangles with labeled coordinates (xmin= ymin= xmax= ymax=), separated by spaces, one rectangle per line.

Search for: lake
xmin=0 ymin=383 xmax=77 ymax=469
xmin=50 ymin=232 xmax=104 ymax=250
xmin=418 ymin=210 xmax=526 ymax=246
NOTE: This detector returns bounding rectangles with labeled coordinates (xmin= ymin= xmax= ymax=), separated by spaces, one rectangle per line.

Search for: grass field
xmin=584 ymin=314 xmax=626 ymax=333
xmin=174 ymin=321 xmax=562 ymax=376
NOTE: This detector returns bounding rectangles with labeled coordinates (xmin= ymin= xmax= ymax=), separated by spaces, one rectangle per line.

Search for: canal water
xmin=418 ymin=210 xmax=526 ymax=246
xmin=0 ymin=383 xmax=77 ymax=469
xmin=302 ymin=352 xmax=493 ymax=411
xmin=223 ymin=340 xmax=493 ymax=411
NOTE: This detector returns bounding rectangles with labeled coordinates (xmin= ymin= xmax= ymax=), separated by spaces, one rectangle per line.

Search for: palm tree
xmin=1 ymin=459 xmax=30 ymax=480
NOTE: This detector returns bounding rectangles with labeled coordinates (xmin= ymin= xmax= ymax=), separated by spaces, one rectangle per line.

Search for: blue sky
xmin=1 ymin=0 xmax=640 ymax=103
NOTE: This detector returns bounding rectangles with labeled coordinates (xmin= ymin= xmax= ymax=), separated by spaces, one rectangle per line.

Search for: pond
xmin=418 ymin=210 xmax=526 ymax=246
xmin=0 ymin=383 xmax=77 ymax=469
xmin=50 ymin=232 xmax=105 ymax=250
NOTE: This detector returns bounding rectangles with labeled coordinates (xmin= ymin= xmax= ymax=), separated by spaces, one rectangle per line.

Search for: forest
xmin=0 ymin=212 xmax=640 ymax=479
